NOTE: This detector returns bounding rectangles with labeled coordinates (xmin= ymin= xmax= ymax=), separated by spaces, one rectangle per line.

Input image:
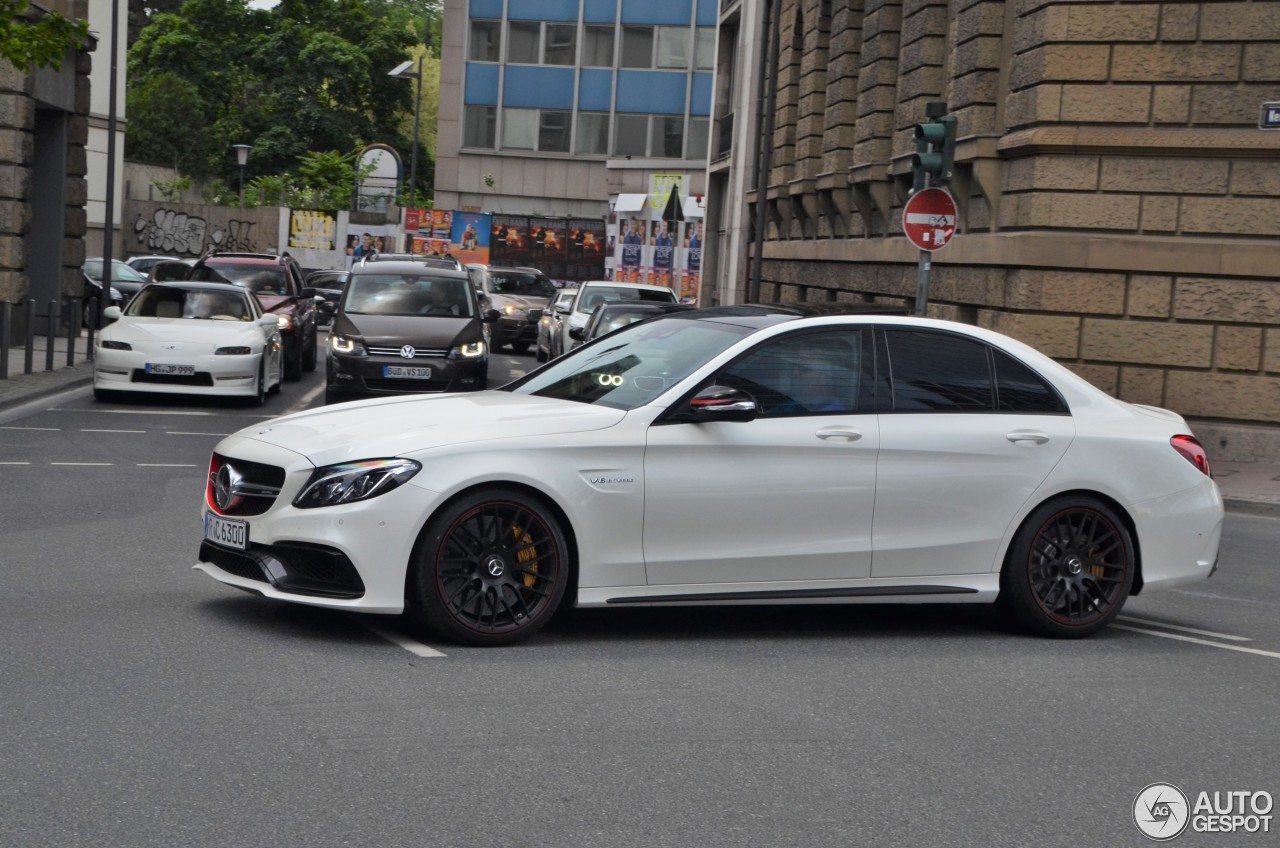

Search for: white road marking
xmin=360 ymin=622 xmax=447 ymax=657
xmin=0 ymin=426 xmax=59 ymax=431
xmin=49 ymin=462 xmax=113 ymax=466
xmin=1116 ymin=615 xmax=1252 ymax=641
xmin=137 ymin=463 xmax=199 ymax=468
xmin=286 ymin=382 xmax=326 ymax=414
xmin=1114 ymin=625 xmax=1280 ymax=660
xmin=0 ymin=461 xmax=31 ymax=465
xmin=81 ymin=428 xmax=146 ymax=434
xmin=166 ymin=431 xmax=231 ymax=437
xmin=49 ymin=407 xmax=218 ymax=416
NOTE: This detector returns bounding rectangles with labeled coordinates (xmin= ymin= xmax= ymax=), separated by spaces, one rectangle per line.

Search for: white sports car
xmin=94 ymin=282 xmax=284 ymax=405
xmin=195 ymin=305 xmax=1223 ymax=646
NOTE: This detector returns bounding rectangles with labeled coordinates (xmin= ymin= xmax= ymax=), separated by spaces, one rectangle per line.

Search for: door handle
xmin=816 ymin=427 xmax=863 ymax=443
xmin=1006 ymin=430 xmax=1050 ymax=445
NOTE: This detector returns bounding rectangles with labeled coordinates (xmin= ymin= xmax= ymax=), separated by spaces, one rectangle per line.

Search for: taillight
xmin=1171 ymin=435 xmax=1212 ymax=478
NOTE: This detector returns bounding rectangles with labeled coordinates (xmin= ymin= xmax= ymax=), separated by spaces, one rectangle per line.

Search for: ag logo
xmin=1134 ymin=783 xmax=1190 ymax=841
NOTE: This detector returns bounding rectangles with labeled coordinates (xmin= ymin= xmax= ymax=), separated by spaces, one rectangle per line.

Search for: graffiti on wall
xmin=133 ymin=208 xmax=259 ymax=255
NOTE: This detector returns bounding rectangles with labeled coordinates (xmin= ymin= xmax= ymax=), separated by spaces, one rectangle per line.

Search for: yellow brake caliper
xmin=512 ymin=525 xmax=538 ymax=588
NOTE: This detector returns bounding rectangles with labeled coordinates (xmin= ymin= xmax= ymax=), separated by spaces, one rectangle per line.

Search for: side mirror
xmin=528 ymin=308 xmax=543 ymax=322
xmin=299 ymin=287 xmax=316 ymax=299
xmin=554 ymin=304 xmax=571 ymax=315
xmin=103 ymin=306 xmax=122 ymax=321
xmin=318 ymin=301 xmax=336 ymax=315
xmin=482 ymin=308 xmax=500 ymax=323
xmin=687 ymin=385 xmax=758 ymax=423
xmin=569 ymin=326 xmax=585 ymax=341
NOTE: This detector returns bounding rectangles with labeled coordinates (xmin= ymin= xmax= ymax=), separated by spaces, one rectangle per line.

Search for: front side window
xmin=470 ymin=20 xmax=501 ymax=62
xmin=717 ymin=330 xmax=863 ymax=416
xmin=884 ymin=329 xmax=994 ymax=411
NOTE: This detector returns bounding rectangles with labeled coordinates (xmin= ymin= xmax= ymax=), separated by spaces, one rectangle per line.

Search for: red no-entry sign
xmin=902 ymin=188 xmax=957 ymax=251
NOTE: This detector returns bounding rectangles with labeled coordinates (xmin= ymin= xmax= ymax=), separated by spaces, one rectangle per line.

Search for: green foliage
xmin=152 ymin=176 xmax=191 ymax=202
xmin=0 ymin=0 xmax=89 ymax=70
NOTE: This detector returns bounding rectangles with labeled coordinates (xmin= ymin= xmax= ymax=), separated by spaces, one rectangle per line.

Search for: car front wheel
xmin=1000 ymin=496 xmax=1135 ymax=638
xmin=410 ymin=488 xmax=569 ymax=646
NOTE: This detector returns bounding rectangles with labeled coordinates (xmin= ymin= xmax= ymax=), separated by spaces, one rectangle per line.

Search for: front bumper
xmin=326 ymin=352 xmax=487 ymax=396
xmin=494 ymin=316 xmax=540 ymax=344
xmin=94 ymin=348 xmax=260 ymax=397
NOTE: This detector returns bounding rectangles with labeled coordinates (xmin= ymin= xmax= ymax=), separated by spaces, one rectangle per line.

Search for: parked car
xmin=80 ymin=260 xmax=135 ymax=327
xmin=194 ymin=304 xmax=1223 ymax=646
xmin=571 ymin=301 xmax=694 ymax=348
xmin=465 ymin=264 xmax=557 ymax=353
xmin=184 ymin=252 xmax=318 ymax=381
xmin=361 ymin=252 xmax=463 ymax=271
xmin=147 ymin=258 xmax=197 ymax=282
xmin=553 ymin=281 xmax=679 ymax=357
xmin=322 ymin=260 xmax=497 ymax=404
xmin=92 ymin=282 xmax=283 ymax=405
xmin=532 ymin=288 xmax=578 ymax=362
xmin=304 ymin=269 xmax=349 ymax=325
xmin=125 ymin=255 xmax=182 ymax=277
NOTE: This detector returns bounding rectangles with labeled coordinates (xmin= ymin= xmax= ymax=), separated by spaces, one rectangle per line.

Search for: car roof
xmin=200 ymin=253 xmax=286 ymax=265
xmin=148 ymin=281 xmax=251 ymax=295
xmin=578 ymin=280 xmax=676 ymax=293
xmin=349 ymin=261 xmax=469 ymax=279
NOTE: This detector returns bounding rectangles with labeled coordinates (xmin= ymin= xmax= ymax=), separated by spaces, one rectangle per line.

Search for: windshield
xmin=575 ymin=285 xmax=677 ymax=314
xmin=490 ymin=272 xmax=556 ymax=298
xmin=344 ymin=274 xmax=475 ymax=317
xmin=126 ymin=286 xmax=255 ymax=321
xmin=505 ymin=315 xmax=751 ymax=410
xmin=191 ymin=264 xmax=288 ymax=295
xmin=85 ymin=260 xmax=147 ymax=283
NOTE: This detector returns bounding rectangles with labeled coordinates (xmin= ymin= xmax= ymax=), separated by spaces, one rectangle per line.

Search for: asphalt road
xmin=0 ymin=346 xmax=1275 ymax=848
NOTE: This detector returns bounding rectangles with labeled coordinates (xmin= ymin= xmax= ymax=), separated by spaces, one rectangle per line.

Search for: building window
xmin=544 ymin=23 xmax=576 ymax=65
xmin=695 ymin=28 xmax=715 ymax=70
xmin=614 ymin=114 xmax=648 ymax=156
xmin=539 ymin=111 xmax=571 ymax=152
xmin=463 ymin=105 xmax=496 ymax=148
xmin=621 ymin=26 xmax=653 ymax=68
xmin=582 ymin=25 xmax=614 ymax=67
xmin=508 ymin=21 xmax=540 ymax=64
xmin=651 ymin=115 xmax=684 ymax=158
xmin=470 ymin=20 xmax=501 ymax=62
xmin=576 ymin=112 xmax=609 ymax=155
xmin=656 ymin=27 xmax=689 ymax=69
xmin=686 ymin=117 xmax=709 ymax=159
xmin=502 ymin=107 xmax=538 ymax=149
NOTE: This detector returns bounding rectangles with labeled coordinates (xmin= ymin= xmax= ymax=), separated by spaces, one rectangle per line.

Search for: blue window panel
xmin=696 ymin=0 xmax=717 ymax=26
xmin=616 ymin=70 xmax=687 ymax=114
xmin=621 ymin=0 xmax=693 ymax=26
xmin=579 ymin=69 xmax=614 ymax=112
xmin=469 ymin=0 xmax=502 ymax=18
xmin=465 ymin=63 xmax=500 ymax=106
xmin=509 ymin=0 xmax=577 ymax=21
xmin=503 ymin=66 xmax=576 ymax=109
xmin=690 ymin=72 xmax=712 ymax=116
xmin=584 ymin=0 xmax=618 ymax=23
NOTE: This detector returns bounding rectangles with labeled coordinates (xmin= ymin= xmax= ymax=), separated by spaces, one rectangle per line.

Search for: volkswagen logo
xmin=211 ymin=463 xmax=244 ymax=511
xmin=400 ymin=345 xmax=417 ymax=359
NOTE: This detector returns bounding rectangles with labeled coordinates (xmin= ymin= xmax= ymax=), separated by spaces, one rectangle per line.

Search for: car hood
xmin=487 ymin=292 xmax=544 ymax=310
xmin=334 ymin=312 xmax=477 ymax=347
xmin=232 ymin=392 xmax=626 ymax=467
xmin=103 ymin=317 xmax=261 ymax=345
xmin=256 ymin=294 xmax=292 ymax=312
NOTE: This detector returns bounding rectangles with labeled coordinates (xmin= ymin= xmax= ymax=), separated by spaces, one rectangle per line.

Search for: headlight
xmin=329 ymin=334 xmax=366 ymax=355
xmin=449 ymin=340 xmax=486 ymax=359
xmin=215 ymin=346 xmax=252 ymax=355
xmin=99 ymin=339 xmax=131 ymax=350
xmin=502 ymin=305 xmax=527 ymax=318
xmin=293 ymin=458 xmax=422 ymax=509
xmin=276 ymin=314 xmax=293 ymax=331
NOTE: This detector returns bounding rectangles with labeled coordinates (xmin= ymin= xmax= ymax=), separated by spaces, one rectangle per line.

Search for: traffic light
xmin=912 ymin=111 xmax=957 ymax=192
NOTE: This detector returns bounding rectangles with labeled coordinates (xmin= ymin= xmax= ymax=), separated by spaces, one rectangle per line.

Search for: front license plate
xmin=204 ymin=512 xmax=248 ymax=551
xmin=146 ymin=363 xmax=195 ymax=376
xmin=383 ymin=365 xmax=432 ymax=379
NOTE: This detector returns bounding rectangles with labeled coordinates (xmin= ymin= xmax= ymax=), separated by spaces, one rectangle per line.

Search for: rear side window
xmin=883 ymin=329 xmax=993 ymax=411
xmin=994 ymin=349 xmax=1067 ymax=413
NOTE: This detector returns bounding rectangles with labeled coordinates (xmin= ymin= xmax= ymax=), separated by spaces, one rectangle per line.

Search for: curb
xmin=0 ymin=365 xmax=94 ymax=414
xmin=1223 ymin=498 xmax=1280 ymax=518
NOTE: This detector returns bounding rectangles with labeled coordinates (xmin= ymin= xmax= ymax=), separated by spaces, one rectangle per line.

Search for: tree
xmin=1 ymin=0 xmax=89 ymax=70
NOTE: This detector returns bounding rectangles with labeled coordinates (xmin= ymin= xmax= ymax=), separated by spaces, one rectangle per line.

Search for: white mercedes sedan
xmin=94 ymin=282 xmax=284 ymax=405
xmin=194 ymin=305 xmax=1223 ymax=646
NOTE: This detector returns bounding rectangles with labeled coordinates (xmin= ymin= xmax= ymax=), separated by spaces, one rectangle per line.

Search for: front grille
xmin=199 ymin=540 xmax=365 ymax=599
xmin=210 ymin=453 xmax=286 ymax=517
xmin=132 ymin=370 xmax=214 ymax=387
xmin=366 ymin=346 xmax=448 ymax=358
xmin=364 ymin=378 xmax=452 ymax=392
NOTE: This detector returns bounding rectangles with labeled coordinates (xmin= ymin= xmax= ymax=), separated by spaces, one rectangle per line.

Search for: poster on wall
xmin=450 ymin=212 xmax=491 ymax=266
xmin=342 ymin=224 xmax=399 ymax=269
xmin=490 ymin=215 xmax=530 ymax=266
xmin=567 ymin=218 xmax=606 ymax=282
xmin=529 ymin=217 xmax=567 ymax=278
xmin=681 ymin=219 xmax=704 ymax=303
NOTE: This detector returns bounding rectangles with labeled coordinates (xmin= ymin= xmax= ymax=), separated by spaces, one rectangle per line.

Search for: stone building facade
xmin=705 ymin=0 xmax=1280 ymax=458
xmin=0 ymin=0 xmax=91 ymax=338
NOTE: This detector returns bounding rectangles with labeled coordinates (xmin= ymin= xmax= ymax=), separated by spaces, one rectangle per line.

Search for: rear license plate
xmin=146 ymin=363 xmax=195 ymax=376
xmin=383 ymin=365 xmax=432 ymax=379
xmin=204 ymin=512 xmax=248 ymax=551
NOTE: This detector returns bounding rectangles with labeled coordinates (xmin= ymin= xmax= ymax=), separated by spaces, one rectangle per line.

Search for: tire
xmin=1000 ymin=496 xmax=1135 ymax=638
xmin=302 ymin=326 xmax=318 ymax=373
xmin=283 ymin=339 xmax=303 ymax=381
xmin=535 ymin=344 xmax=547 ymax=362
xmin=324 ymin=387 xmax=344 ymax=405
xmin=410 ymin=488 xmax=569 ymax=646
xmin=246 ymin=362 xmax=266 ymax=406
xmin=511 ymin=341 xmax=530 ymax=355
xmin=93 ymin=387 xmax=118 ymax=403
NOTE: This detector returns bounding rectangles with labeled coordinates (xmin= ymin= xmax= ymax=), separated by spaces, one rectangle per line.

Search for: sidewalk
xmin=2 ymin=336 xmax=1278 ymax=517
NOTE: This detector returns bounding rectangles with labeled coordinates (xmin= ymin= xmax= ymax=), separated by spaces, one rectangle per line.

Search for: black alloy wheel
xmin=1001 ymin=497 xmax=1135 ymax=638
xmin=283 ymin=338 xmax=303 ymax=381
xmin=303 ymin=326 xmax=318 ymax=372
xmin=411 ymin=489 xmax=569 ymax=646
xmin=249 ymin=362 xmax=266 ymax=406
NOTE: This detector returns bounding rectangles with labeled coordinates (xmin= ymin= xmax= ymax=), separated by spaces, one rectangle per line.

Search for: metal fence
xmin=0 ymin=298 xmax=96 ymax=380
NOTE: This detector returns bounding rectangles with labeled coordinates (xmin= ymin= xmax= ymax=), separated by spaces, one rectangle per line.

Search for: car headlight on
xmin=99 ymin=339 xmax=131 ymax=350
xmin=502 ymin=305 xmax=527 ymax=319
xmin=215 ymin=346 xmax=252 ymax=355
xmin=276 ymin=314 xmax=293 ymax=332
xmin=448 ymin=340 xmax=486 ymax=359
xmin=293 ymin=458 xmax=422 ymax=509
xmin=329 ymin=334 xmax=366 ymax=355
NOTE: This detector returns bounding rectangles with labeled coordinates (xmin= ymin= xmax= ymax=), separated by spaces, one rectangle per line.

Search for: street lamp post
xmin=387 ymin=57 xmax=423 ymax=208
xmin=233 ymin=144 xmax=252 ymax=208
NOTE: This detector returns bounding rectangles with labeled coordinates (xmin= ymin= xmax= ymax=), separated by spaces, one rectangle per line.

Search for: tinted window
xmin=994 ymin=349 xmax=1067 ymax=413
xmin=344 ymin=274 xmax=474 ymax=317
xmin=718 ymin=330 xmax=862 ymax=416
xmin=885 ymin=329 xmax=993 ymax=411
xmin=192 ymin=264 xmax=287 ymax=294
xmin=576 ymin=286 xmax=677 ymax=314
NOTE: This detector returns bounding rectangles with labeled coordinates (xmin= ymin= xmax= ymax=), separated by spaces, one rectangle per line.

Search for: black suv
xmin=464 ymin=264 xmax=557 ymax=354
xmin=186 ymin=252 xmax=319 ymax=380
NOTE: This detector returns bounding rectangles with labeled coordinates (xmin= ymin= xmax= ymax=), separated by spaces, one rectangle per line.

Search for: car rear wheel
xmin=302 ymin=327 xmax=317 ymax=372
xmin=283 ymin=341 xmax=303 ymax=381
xmin=1000 ymin=496 xmax=1134 ymax=638
xmin=248 ymin=362 xmax=266 ymax=406
xmin=410 ymin=488 xmax=569 ymax=646
xmin=511 ymin=341 xmax=530 ymax=355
